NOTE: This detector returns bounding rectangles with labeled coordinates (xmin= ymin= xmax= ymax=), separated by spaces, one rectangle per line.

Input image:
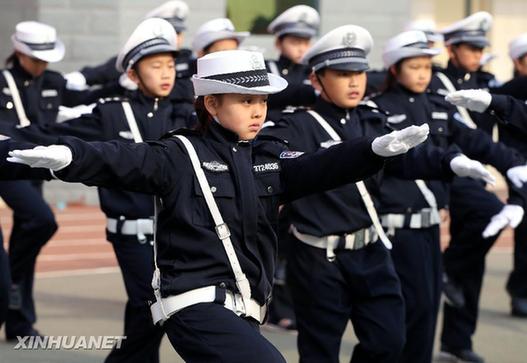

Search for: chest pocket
xmin=254 ymin=171 xmax=282 ymax=226
xmin=429 ymin=112 xmax=450 ymax=136
xmin=39 ymin=90 xmax=60 ymax=112
xmin=192 ymin=172 xmax=236 ymax=227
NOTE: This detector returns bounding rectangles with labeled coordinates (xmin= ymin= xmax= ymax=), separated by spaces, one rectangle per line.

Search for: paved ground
xmin=0 ymin=203 xmax=525 ymax=362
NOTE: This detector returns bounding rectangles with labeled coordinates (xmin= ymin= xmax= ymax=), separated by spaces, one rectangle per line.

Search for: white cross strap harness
xmin=435 ymin=72 xmax=477 ymax=129
xmin=2 ymin=70 xmax=31 ymax=127
xmin=149 ymin=135 xmax=265 ymax=325
xmin=305 ymin=110 xmax=393 ymax=251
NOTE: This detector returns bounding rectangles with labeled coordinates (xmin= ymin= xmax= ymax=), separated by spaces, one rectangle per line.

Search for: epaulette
xmin=256 ymin=134 xmax=289 ymax=145
xmin=98 ymin=96 xmax=126 ymax=104
xmin=281 ymin=105 xmax=307 ymax=114
xmin=358 ymin=100 xmax=390 ymax=116
xmin=160 ymin=127 xmax=198 ymax=140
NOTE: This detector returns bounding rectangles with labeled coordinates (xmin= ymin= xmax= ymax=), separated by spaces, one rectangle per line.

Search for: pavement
xmin=0 ymin=202 xmax=525 ymax=363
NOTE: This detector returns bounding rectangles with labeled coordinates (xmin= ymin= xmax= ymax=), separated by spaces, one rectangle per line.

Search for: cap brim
xmin=448 ymin=36 xmax=489 ymax=48
xmin=275 ymin=27 xmax=316 ymax=39
xmin=383 ymin=48 xmax=440 ymax=68
xmin=118 ymin=44 xmax=179 ymax=72
xmin=12 ymin=36 xmax=65 ymax=63
xmin=192 ymin=72 xmax=288 ymax=96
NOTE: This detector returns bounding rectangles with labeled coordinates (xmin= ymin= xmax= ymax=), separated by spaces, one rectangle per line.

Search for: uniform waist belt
xmin=380 ymin=208 xmax=440 ymax=230
xmin=106 ymin=218 xmax=154 ymax=235
xmin=150 ymin=285 xmax=266 ymax=325
xmin=291 ymin=225 xmax=378 ymax=261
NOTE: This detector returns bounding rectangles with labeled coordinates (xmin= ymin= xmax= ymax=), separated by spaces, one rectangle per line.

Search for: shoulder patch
xmin=160 ymin=127 xmax=198 ymax=139
xmin=279 ymin=151 xmax=304 ymax=159
xmin=98 ymin=96 xmax=124 ymax=104
xmin=387 ymin=114 xmax=407 ymax=124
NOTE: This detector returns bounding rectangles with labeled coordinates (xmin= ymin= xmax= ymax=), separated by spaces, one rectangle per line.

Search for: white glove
xmin=64 ymin=71 xmax=88 ymax=91
xmin=482 ymin=204 xmax=524 ymax=238
xmin=7 ymin=145 xmax=73 ymax=171
xmin=450 ymin=154 xmax=496 ymax=185
xmin=507 ymin=165 xmax=527 ymax=188
xmin=56 ymin=104 xmax=96 ymax=123
xmin=445 ymin=89 xmax=492 ymax=113
xmin=119 ymin=73 xmax=138 ymax=91
xmin=372 ymin=124 xmax=429 ymax=157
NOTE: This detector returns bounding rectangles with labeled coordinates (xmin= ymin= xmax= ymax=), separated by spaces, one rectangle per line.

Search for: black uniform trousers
xmin=104 ymin=236 xmax=164 ymax=363
xmin=268 ymin=207 xmax=296 ymax=325
xmin=0 ymin=180 xmax=57 ymax=336
xmin=0 ymin=229 xmax=9 ymax=329
xmin=441 ymin=177 xmax=504 ymax=350
xmin=288 ymin=237 xmax=405 ymax=363
xmin=164 ymin=303 xmax=286 ymax=363
xmin=507 ymin=210 xmax=527 ymax=298
xmin=390 ymin=226 xmax=442 ymax=363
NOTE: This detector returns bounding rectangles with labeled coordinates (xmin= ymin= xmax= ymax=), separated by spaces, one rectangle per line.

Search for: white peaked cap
xmin=116 ymin=18 xmax=178 ymax=72
xmin=191 ymin=18 xmax=249 ymax=53
xmin=383 ymin=30 xmax=440 ymax=68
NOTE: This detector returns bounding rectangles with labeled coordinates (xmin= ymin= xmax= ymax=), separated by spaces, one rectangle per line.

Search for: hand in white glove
xmin=450 ymin=154 xmax=496 ymax=185
xmin=119 ymin=73 xmax=138 ymax=91
xmin=482 ymin=204 xmax=524 ymax=238
xmin=7 ymin=145 xmax=73 ymax=171
xmin=507 ymin=165 xmax=527 ymax=188
xmin=56 ymin=104 xmax=96 ymax=123
xmin=372 ymin=124 xmax=429 ymax=157
xmin=445 ymin=89 xmax=492 ymax=113
xmin=64 ymin=71 xmax=88 ymax=91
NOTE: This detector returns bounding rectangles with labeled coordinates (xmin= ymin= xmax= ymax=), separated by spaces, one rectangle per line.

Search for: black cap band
xmin=205 ymin=69 xmax=270 ymax=87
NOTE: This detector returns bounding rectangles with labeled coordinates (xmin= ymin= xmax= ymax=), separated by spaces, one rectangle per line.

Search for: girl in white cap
xmin=2 ymin=48 xmax=430 ymax=362
xmin=372 ymin=29 xmax=527 ymax=363
xmin=0 ymin=20 xmax=117 ymax=341
xmin=0 ymin=17 xmax=195 ymax=363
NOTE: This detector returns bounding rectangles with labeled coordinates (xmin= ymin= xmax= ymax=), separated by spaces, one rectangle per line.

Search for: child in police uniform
xmin=0 ymin=18 xmax=194 ymax=363
xmin=371 ymin=29 xmax=527 ymax=363
xmin=1 ymin=48 xmax=433 ymax=362
xmin=261 ymin=24 xmax=496 ymax=363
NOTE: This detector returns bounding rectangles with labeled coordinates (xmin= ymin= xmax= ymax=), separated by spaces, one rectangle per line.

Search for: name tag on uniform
xmin=41 ymin=89 xmax=58 ymax=97
xmin=320 ymin=140 xmax=342 ymax=149
xmin=302 ymin=79 xmax=312 ymax=85
xmin=202 ymin=161 xmax=229 ymax=172
xmin=436 ymin=88 xmax=449 ymax=96
xmin=253 ymin=162 xmax=280 ymax=173
xmin=119 ymin=131 xmax=134 ymax=140
xmin=176 ymin=63 xmax=189 ymax=72
xmin=279 ymin=151 xmax=304 ymax=159
xmin=387 ymin=114 xmax=407 ymax=124
xmin=432 ymin=112 xmax=448 ymax=120
xmin=2 ymin=87 xmax=11 ymax=96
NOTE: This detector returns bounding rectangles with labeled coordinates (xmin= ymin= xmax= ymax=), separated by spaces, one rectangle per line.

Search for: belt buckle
xmin=233 ymin=293 xmax=247 ymax=316
xmin=353 ymin=230 xmax=365 ymax=250
xmin=421 ymin=209 xmax=431 ymax=228
xmin=215 ymin=223 xmax=231 ymax=240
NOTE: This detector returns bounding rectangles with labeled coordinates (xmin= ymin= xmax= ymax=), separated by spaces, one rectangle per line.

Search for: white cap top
xmin=302 ymin=25 xmax=373 ymax=72
xmin=441 ymin=11 xmax=492 ymax=48
xmin=191 ymin=18 xmax=249 ymax=54
xmin=383 ymin=30 xmax=440 ymax=68
xmin=116 ymin=18 xmax=178 ymax=73
xmin=11 ymin=21 xmax=65 ymax=63
xmin=145 ymin=1 xmax=189 ymax=32
xmin=191 ymin=50 xmax=287 ymax=96
xmin=267 ymin=5 xmax=320 ymax=39
xmin=404 ymin=18 xmax=443 ymax=43
xmin=509 ymin=33 xmax=527 ymax=60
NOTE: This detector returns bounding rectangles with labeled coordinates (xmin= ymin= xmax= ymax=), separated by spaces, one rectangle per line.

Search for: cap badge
xmin=342 ymin=32 xmax=356 ymax=47
xmin=250 ymin=53 xmax=262 ymax=70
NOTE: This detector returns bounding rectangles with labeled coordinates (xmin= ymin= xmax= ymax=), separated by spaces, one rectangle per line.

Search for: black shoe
xmin=5 ymin=328 xmax=42 ymax=342
xmin=438 ymin=346 xmax=485 ymax=362
xmin=511 ymin=297 xmax=527 ymax=317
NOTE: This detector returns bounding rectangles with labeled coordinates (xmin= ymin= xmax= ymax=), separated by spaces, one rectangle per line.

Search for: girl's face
xmin=449 ymin=43 xmax=484 ymax=73
xmin=393 ymin=56 xmax=433 ymax=94
xmin=205 ymin=93 xmax=268 ymax=140
xmin=275 ymin=35 xmax=311 ymax=64
xmin=127 ymin=53 xmax=175 ymax=98
xmin=310 ymin=68 xmax=366 ymax=109
xmin=17 ymin=52 xmax=48 ymax=77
